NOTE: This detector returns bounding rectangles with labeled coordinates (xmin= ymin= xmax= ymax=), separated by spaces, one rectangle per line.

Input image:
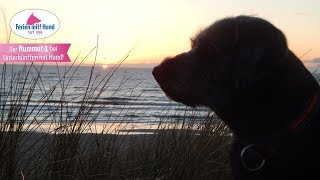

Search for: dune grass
xmin=0 ymin=63 xmax=232 ymax=179
xmin=0 ymin=42 xmax=232 ymax=180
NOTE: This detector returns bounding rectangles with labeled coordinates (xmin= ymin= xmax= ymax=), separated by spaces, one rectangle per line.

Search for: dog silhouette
xmin=153 ymin=15 xmax=320 ymax=180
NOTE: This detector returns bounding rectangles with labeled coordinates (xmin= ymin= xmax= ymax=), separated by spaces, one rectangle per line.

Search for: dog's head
xmin=153 ymin=16 xmax=288 ymax=110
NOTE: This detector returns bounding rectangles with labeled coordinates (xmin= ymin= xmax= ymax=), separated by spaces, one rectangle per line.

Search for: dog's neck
xmin=216 ymin=51 xmax=320 ymax=142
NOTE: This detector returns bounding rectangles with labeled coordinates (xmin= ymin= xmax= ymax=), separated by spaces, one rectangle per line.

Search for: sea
xmin=0 ymin=64 xmax=211 ymax=133
xmin=0 ymin=64 xmax=320 ymax=133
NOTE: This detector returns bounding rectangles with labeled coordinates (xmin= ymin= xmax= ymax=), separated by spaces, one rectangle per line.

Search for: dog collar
xmin=241 ymin=91 xmax=320 ymax=171
xmin=290 ymin=93 xmax=319 ymax=130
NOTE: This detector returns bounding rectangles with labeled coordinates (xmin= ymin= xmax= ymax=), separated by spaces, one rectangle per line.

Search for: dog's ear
xmin=230 ymin=17 xmax=288 ymax=89
xmin=231 ymin=47 xmax=263 ymax=89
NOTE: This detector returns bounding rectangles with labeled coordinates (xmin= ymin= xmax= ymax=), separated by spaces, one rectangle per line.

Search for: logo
xmin=10 ymin=9 xmax=60 ymax=39
xmin=27 ymin=13 xmax=41 ymax=25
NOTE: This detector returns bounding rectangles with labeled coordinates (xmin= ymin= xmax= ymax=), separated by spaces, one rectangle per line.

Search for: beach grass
xmin=0 ymin=39 xmax=232 ymax=179
xmin=0 ymin=62 xmax=232 ymax=179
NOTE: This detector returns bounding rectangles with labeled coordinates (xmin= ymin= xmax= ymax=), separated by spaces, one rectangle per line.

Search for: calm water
xmin=0 ymin=64 xmax=210 ymax=132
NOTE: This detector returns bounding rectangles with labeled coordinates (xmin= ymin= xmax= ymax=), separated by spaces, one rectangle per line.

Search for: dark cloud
xmin=312 ymin=58 xmax=320 ymax=63
xmin=305 ymin=58 xmax=320 ymax=63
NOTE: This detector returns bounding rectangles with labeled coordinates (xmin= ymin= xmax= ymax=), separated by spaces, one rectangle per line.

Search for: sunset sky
xmin=0 ymin=0 xmax=320 ymax=67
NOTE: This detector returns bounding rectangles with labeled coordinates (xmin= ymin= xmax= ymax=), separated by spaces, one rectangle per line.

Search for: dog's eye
xmin=199 ymin=44 xmax=217 ymax=55
xmin=206 ymin=44 xmax=227 ymax=58
xmin=207 ymin=43 xmax=219 ymax=52
xmin=207 ymin=45 xmax=214 ymax=51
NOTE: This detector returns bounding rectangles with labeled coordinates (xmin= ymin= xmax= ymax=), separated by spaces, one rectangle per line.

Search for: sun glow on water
xmin=102 ymin=65 xmax=109 ymax=69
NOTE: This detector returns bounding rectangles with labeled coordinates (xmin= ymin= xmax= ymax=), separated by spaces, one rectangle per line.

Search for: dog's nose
xmin=152 ymin=65 xmax=165 ymax=84
xmin=152 ymin=65 xmax=160 ymax=78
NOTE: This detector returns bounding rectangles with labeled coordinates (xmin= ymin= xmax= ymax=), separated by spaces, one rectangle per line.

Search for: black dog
xmin=152 ymin=15 xmax=320 ymax=179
